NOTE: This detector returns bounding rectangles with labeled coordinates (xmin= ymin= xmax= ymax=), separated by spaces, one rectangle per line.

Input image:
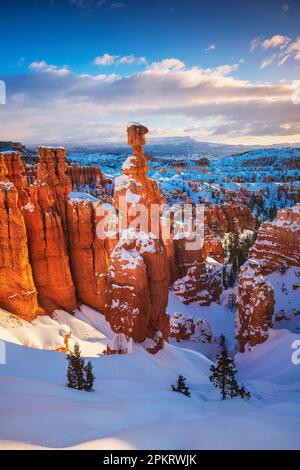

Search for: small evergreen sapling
xmin=209 ymin=346 xmax=250 ymax=400
xmin=171 ymin=375 xmax=191 ymax=397
xmin=66 ymin=343 xmax=95 ymax=392
xmin=84 ymin=361 xmax=95 ymax=391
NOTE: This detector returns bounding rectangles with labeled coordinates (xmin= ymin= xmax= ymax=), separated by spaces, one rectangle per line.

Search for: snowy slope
xmin=0 ymin=303 xmax=300 ymax=450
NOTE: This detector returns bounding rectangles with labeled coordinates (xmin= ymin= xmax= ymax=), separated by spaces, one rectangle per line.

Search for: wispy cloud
xmin=205 ymin=44 xmax=216 ymax=52
xmin=17 ymin=57 xmax=25 ymax=67
xmin=110 ymin=2 xmax=126 ymax=9
xmin=260 ymin=54 xmax=277 ymax=70
xmin=70 ymin=0 xmax=106 ymax=10
xmin=282 ymin=3 xmax=290 ymax=12
xmin=249 ymin=36 xmax=261 ymax=52
xmin=262 ymin=35 xmax=290 ymax=50
xmin=250 ymin=34 xmax=300 ymax=68
xmin=93 ymin=53 xmax=119 ymax=66
xmin=70 ymin=0 xmax=125 ymax=11
xmin=93 ymin=53 xmax=147 ymax=66
xmin=29 ymin=60 xmax=70 ymax=76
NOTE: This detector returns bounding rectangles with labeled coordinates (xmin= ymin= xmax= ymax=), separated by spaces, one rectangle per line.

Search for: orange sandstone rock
xmin=66 ymin=199 xmax=111 ymax=313
xmin=0 ymin=155 xmax=40 ymax=320
xmin=249 ymin=204 xmax=300 ymax=274
xmin=236 ymin=259 xmax=275 ymax=351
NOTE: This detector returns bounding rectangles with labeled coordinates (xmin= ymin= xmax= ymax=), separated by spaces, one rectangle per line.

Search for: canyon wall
xmin=236 ymin=204 xmax=300 ymax=351
xmin=0 ymin=154 xmax=40 ymax=320
xmin=249 ymin=204 xmax=300 ymax=273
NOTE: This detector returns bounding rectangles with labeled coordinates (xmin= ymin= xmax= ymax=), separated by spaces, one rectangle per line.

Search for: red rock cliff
xmin=4 ymin=150 xmax=77 ymax=313
xmin=236 ymin=259 xmax=275 ymax=351
xmin=107 ymin=123 xmax=170 ymax=351
xmin=0 ymin=154 xmax=40 ymax=320
xmin=249 ymin=204 xmax=300 ymax=274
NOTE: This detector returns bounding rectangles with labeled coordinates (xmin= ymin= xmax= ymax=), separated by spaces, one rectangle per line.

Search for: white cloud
xmin=29 ymin=60 xmax=70 ymax=76
xmin=282 ymin=3 xmax=290 ymax=12
xmin=1 ymin=57 xmax=299 ymax=145
xmin=110 ymin=2 xmax=125 ymax=9
xmin=250 ymin=34 xmax=300 ymax=68
xmin=117 ymin=55 xmax=147 ymax=65
xmin=262 ymin=35 xmax=291 ymax=50
xmin=145 ymin=58 xmax=186 ymax=73
xmin=93 ymin=53 xmax=119 ymax=66
xmin=260 ymin=54 xmax=277 ymax=69
xmin=205 ymin=44 xmax=216 ymax=52
xmin=250 ymin=36 xmax=261 ymax=52
xmin=93 ymin=53 xmax=147 ymax=66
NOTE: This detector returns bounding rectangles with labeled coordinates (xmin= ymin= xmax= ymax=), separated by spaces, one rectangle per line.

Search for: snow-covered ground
xmin=0 ymin=301 xmax=299 ymax=450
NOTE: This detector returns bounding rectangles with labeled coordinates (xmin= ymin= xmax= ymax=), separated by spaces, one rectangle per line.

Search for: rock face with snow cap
xmin=249 ymin=204 xmax=300 ymax=274
xmin=107 ymin=124 xmax=170 ymax=349
xmin=66 ymin=198 xmax=111 ymax=313
xmin=3 ymin=150 xmax=77 ymax=314
xmin=170 ymin=312 xmax=195 ymax=341
xmin=0 ymin=154 xmax=40 ymax=320
xmin=236 ymin=259 xmax=275 ymax=352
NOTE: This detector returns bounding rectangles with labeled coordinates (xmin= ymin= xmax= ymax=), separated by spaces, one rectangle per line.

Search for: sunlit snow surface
xmin=0 ymin=291 xmax=300 ymax=450
xmin=0 ymin=148 xmax=299 ymax=449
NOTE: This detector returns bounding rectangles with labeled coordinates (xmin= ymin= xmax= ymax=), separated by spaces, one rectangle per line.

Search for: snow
xmin=68 ymin=191 xmax=98 ymax=202
xmin=0 ymin=292 xmax=299 ymax=449
xmin=22 ymin=202 xmax=35 ymax=213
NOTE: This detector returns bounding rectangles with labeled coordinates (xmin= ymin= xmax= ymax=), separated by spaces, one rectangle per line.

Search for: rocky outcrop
xmin=66 ymin=198 xmax=111 ymax=313
xmin=107 ymin=124 xmax=170 ymax=349
xmin=0 ymin=154 xmax=40 ymax=321
xmin=38 ymin=147 xmax=72 ymax=232
xmin=222 ymin=203 xmax=256 ymax=232
xmin=4 ymin=150 xmax=77 ymax=314
xmin=249 ymin=204 xmax=300 ymax=274
xmin=170 ymin=312 xmax=195 ymax=341
xmin=172 ymin=234 xmax=222 ymax=305
xmin=67 ymin=164 xmax=105 ymax=189
xmin=236 ymin=260 xmax=275 ymax=351
xmin=170 ymin=313 xmax=212 ymax=343
xmin=203 ymin=231 xmax=223 ymax=263
xmin=236 ymin=204 xmax=300 ymax=351
xmin=205 ymin=203 xmax=256 ymax=236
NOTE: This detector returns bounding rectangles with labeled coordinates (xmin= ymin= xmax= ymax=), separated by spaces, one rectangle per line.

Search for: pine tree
xmin=171 ymin=375 xmax=191 ymax=397
xmin=66 ymin=343 xmax=86 ymax=390
xmin=84 ymin=361 xmax=95 ymax=392
xmin=209 ymin=347 xmax=250 ymax=400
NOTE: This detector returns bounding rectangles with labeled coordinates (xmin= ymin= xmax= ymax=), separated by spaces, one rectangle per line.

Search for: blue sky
xmin=0 ymin=0 xmax=300 ymax=145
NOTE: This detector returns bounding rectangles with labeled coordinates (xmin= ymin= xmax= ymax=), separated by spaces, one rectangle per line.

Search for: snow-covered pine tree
xmin=84 ymin=361 xmax=95 ymax=392
xmin=209 ymin=347 xmax=250 ymax=400
xmin=171 ymin=375 xmax=191 ymax=397
xmin=66 ymin=343 xmax=86 ymax=390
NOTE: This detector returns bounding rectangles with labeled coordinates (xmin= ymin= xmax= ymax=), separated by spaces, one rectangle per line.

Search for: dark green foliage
xmin=66 ymin=343 xmax=95 ymax=392
xmin=171 ymin=375 xmax=191 ymax=397
xmin=83 ymin=361 xmax=95 ymax=391
xmin=209 ymin=346 xmax=250 ymax=400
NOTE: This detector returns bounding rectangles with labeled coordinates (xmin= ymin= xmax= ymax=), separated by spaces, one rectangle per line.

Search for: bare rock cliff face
xmin=236 ymin=260 xmax=275 ymax=352
xmin=66 ymin=198 xmax=111 ymax=313
xmin=67 ymin=164 xmax=105 ymax=189
xmin=235 ymin=205 xmax=300 ymax=351
xmin=0 ymin=154 xmax=40 ymax=320
xmin=249 ymin=204 xmax=300 ymax=274
xmin=107 ymin=124 xmax=170 ymax=351
xmin=4 ymin=150 xmax=77 ymax=313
